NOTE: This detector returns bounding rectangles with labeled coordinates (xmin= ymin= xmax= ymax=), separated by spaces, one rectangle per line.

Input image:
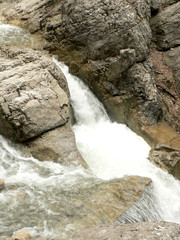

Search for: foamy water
xmin=55 ymin=59 xmax=180 ymax=224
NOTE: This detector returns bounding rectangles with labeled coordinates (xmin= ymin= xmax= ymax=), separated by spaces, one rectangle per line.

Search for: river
xmin=0 ymin=23 xmax=180 ymax=238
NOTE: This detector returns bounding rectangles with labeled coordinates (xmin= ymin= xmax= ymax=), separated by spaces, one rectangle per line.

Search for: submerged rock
xmin=66 ymin=221 xmax=180 ymax=240
xmin=45 ymin=176 xmax=151 ymax=237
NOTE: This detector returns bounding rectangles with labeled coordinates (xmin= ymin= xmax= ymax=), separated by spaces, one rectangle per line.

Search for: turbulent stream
xmin=0 ymin=23 xmax=180 ymax=238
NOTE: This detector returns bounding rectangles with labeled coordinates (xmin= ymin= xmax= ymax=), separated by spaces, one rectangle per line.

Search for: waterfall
xmin=54 ymin=59 xmax=180 ymax=224
xmin=0 ymin=23 xmax=180 ymax=238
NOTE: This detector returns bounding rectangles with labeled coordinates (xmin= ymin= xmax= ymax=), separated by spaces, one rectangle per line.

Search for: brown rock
xmin=143 ymin=122 xmax=180 ymax=179
xmin=0 ymin=179 xmax=4 ymax=191
xmin=13 ymin=230 xmax=31 ymax=240
xmin=66 ymin=221 xmax=180 ymax=240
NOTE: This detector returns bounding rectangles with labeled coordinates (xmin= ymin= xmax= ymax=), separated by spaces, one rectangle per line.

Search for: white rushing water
xmin=0 ymin=23 xmax=180 ymax=238
xmin=54 ymin=59 xmax=180 ymax=224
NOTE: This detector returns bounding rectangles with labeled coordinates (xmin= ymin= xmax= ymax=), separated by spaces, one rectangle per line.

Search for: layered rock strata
xmin=0 ymin=46 xmax=86 ymax=166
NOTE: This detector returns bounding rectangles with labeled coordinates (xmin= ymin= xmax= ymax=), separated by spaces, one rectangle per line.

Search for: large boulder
xmin=65 ymin=221 xmax=180 ymax=240
xmin=0 ymin=176 xmax=151 ymax=238
xmin=149 ymin=2 xmax=180 ymax=179
xmin=0 ymin=45 xmax=69 ymax=142
xmin=36 ymin=176 xmax=151 ymax=237
xmin=0 ymin=45 xmax=85 ymax=166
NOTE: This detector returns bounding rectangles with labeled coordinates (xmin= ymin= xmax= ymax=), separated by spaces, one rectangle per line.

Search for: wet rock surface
xmin=148 ymin=0 xmax=180 ymax=178
xmin=0 ymin=45 xmax=69 ymax=142
xmin=26 ymin=123 xmax=87 ymax=168
xmin=0 ymin=176 xmax=151 ymax=238
xmin=0 ymin=45 xmax=85 ymax=166
xmin=64 ymin=221 xmax=180 ymax=240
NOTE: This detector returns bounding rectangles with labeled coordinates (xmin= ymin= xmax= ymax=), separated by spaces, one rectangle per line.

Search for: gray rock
xmin=0 ymin=46 xmax=69 ymax=142
xmin=143 ymin=121 xmax=180 ymax=180
xmin=150 ymin=2 xmax=180 ymax=50
xmin=166 ymin=47 xmax=180 ymax=96
xmin=66 ymin=221 xmax=180 ymax=240
xmin=150 ymin=0 xmax=179 ymax=11
xmin=0 ymin=45 xmax=86 ymax=167
xmin=26 ymin=123 xmax=88 ymax=168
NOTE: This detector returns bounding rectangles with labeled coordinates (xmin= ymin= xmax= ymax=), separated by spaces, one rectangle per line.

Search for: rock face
xmin=148 ymin=0 xmax=180 ymax=178
xmin=166 ymin=47 xmax=180 ymax=96
xmin=1 ymin=0 xmax=164 ymax=131
xmin=150 ymin=48 xmax=180 ymax=132
xmin=150 ymin=2 xmax=180 ymax=131
xmin=150 ymin=2 xmax=180 ymax=50
xmin=0 ymin=45 xmax=85 ymax=166
xmin=0 ymin=45 xmax=69 ymax=142
xmin=66 ymin=222 xmax=180 ymax=240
